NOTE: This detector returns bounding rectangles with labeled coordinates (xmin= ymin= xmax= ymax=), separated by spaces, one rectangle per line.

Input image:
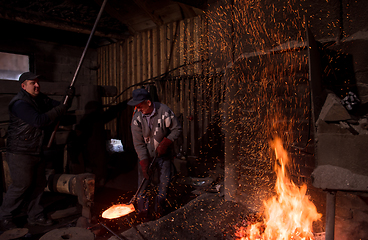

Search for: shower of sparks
xmin=199 ymin=0 xmax=323 ymax=239
xmin=200 ymin=0 xmax=311 ymax=204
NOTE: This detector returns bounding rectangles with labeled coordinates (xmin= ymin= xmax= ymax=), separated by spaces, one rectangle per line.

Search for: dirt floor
xmin=1 ymin=192 xmax=247 ymax=240
xmin=107 ymin=193 xmax=250 ymax=240
xmin=0 ymin=165 xmax=240 ymax=239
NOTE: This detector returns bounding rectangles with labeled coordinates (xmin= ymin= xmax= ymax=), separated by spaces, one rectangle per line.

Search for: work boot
xmin=0 ymin=219 xmax=17 ymax=231
xmin=27 ymin=216 xmax=53 ymax=226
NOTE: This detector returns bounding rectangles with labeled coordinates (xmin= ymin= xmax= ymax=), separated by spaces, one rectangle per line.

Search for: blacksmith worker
xmin=128 ymin=87 xmax=182 ymax=221
xmin=0 ymin=72 xmax=74 ymax=230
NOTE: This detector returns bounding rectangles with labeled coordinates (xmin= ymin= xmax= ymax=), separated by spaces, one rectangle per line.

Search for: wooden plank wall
xmin=97 ymin=15 xmax=225 ymax=162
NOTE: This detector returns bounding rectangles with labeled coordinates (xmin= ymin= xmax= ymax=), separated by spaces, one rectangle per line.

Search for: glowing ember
xmin=236 ymin=137 xmax=322 ymax=240
xmin=102 ymin=204 xmax=135 ymax=219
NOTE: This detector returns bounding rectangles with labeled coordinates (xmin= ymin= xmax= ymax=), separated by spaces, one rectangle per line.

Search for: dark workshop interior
xmin=0 ymin=0 xmax=368 ymax=239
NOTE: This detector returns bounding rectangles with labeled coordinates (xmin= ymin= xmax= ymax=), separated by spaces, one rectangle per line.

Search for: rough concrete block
xmin=311 ymin=165 xmax=368 ymax=191
xmin=318 ymin=93 xmax=351 ymax=122
xmin=335 ymin=205 xmax=353 ymax=220
xmin=315 ymin=133 xmax=368 ymax=176
xmin=357 ymin=82 xmax=368 ymax=104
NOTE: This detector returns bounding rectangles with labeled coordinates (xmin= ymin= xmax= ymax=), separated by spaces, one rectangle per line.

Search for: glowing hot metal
xmin=102 ymin=204 xmax=135 ymax=219
xmin=102 ymin=157 xmax=157 ymax=219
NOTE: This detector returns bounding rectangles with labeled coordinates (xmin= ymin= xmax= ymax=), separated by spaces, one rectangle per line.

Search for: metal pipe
xmin=47 ymin=0 xmax=108 ymax=148
xmin=325 ymin=190 xmax=336 ymax=240
xmin=128 ymin=157 xmax=157 ymax=205
xmin=69 ymin=0 xmax=108 ymax=88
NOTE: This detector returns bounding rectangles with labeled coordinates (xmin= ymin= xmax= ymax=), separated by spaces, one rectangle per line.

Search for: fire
xmin=102 ymin=203 xmax=135 ymax=219
xmin=236 ymin=137 xmax=322 ymax=240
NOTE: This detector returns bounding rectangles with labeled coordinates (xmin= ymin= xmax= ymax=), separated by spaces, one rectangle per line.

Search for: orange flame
xmin=102 ymin=203 xmax=135 ymax=219
xmin=237 ymin=137 xmax=322 ymax=240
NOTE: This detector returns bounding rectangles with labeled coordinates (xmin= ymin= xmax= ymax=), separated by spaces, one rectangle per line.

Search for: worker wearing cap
xmin=0 ymin=72 xmax=74 ymax=230
xmin=128 ymin=87 xmax=182 ymax=221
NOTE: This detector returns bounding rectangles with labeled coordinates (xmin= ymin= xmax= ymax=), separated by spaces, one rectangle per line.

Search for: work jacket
xmin=131 ymin=102 xmax=182 ymax=161
xmin=7 ymin=89 xmax=57 ymax=155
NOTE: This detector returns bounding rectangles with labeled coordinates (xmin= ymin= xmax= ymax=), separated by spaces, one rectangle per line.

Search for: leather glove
xmin=46 ymin=104 xmax=68 ymax=122
xmin=140 ymin=159 xmax=150 ymax=180
xmin=156 ymin=137 xmax=173 ymax=157
xmin=63 ymin=86 xmax=75 ymax=109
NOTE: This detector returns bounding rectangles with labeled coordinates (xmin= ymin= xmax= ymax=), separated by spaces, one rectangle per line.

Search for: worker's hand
xmin=139 ymin=159 xmax=150 ymax=180
xmin=156 ymin=137 xmax=173 ymax=157
xmin=64 ymin=86 xmax=75 ymax=109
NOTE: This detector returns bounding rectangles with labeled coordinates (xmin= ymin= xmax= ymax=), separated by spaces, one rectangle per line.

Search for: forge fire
xmin=235 ymin=138 xmax=322 ymax=240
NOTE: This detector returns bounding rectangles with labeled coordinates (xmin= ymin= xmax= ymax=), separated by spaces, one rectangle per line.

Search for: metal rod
xmin=100 ymin=222 xmax=124 ymax=240
xmin=325 ymin=190 xmax=336 ymax=240
xmin=86 ymin=222 xmax=101 ymax=230
xmin=128 ymin=157 xmax=157 ymax=205
xmin=70 ymin=0 xmax=108 ymax=88
xmin=128 ymin=176 xmax=147 ymax=205
xmin=47 ymin=0 xmax=108 ymax=148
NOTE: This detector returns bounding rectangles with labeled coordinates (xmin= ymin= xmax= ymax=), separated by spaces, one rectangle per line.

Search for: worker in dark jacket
xmin=128 ymin=88 xmax=182 ymax=221
xmin=0 ymin=72 xmax=74 ymax=231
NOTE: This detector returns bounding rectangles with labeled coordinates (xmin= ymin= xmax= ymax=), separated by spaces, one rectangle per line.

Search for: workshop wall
xmin=97 ymin=15 xmax=225 ymax=175
xmin=0 ymin=37 xmax=97 ymax=85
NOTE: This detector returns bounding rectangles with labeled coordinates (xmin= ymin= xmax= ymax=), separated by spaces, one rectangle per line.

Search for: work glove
xmin=156 ymin=137 xmax=173 ymax=157
xmin=63 ymin=86 xmax=75 ymax=109
xmin=140 ymin=158 xmax=150 ymax=180
xmin=46 ymin=104 xmax=68 ymax=122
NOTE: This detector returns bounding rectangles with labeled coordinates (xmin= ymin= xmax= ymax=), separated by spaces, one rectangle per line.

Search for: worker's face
xmin=22 ymin=79 xmax=40 ymax=97
xmin=136 ymin=100 xmax=153 ymax=114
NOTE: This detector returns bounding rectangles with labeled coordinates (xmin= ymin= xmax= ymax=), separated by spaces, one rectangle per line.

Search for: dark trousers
xmin=137 ymin=157 xmax=171 ymax=218
xmin=0 ymin=152 xmax=46 ymax=220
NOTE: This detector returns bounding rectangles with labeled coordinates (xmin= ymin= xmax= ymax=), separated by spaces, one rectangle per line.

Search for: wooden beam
xmin=0 ymin=12 xmax=127 ymax=40
xmin=94 ymin=0 xmax=136 ymax=35
xmin=177 ymin=3 xmax=198 ymax=19
xmin=133 ymin=0 xmax=164 ymax=27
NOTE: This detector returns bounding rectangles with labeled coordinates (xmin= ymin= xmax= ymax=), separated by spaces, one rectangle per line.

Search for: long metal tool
xmin=128 ymin=156 xmax=157 ymax=205
xmin=47 ymin=0 xmax=108 ymax=148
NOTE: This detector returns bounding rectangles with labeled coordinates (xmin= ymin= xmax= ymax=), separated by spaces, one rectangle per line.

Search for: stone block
xmin=315 ymin=133 xmax=368 ymax=176
xmin=335 ymin=205 xmax=353 ymax=220
xmin=311 ymin=165 xmax=368 ymax=191
xmin=318 ymin=93 xmax=351 ymax=122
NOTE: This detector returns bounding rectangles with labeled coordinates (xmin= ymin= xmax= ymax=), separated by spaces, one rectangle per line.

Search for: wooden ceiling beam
xmin=94 ymin=0 xmax=136 ymax=35
xmin=133 ymin=0 xmax=164 ymax=27
xmin=177 ymin=2 xmax=198 ymax=19
xmin=0 ymin=12 xmax=127 ymax=40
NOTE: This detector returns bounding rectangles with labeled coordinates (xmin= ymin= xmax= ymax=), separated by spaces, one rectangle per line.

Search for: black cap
xmin=128 ymin=88 xmax=151 ymax=106
xmin=19 ymin=72 xmax=40 ymax=84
